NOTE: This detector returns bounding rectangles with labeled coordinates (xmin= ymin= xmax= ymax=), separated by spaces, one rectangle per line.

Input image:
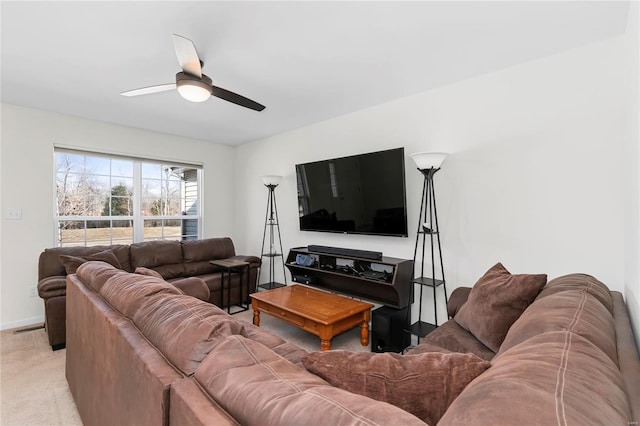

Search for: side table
xmin=209 ymin=258 xmax=250 ymax=314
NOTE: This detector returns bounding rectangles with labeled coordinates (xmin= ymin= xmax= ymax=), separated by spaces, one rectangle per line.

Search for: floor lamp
xmin=407 ymin=152 xmax=449 ymax=339
xmin=259 ymin=175 xmax=287 ymax=290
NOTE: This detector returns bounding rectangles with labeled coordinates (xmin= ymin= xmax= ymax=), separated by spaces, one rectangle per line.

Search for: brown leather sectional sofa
xmin=66 ymin=261 xmax=640 ymax=425
xmin=38 ymin=237 xmax=260 ymax=350
xmin=67 ymin=261 xmax=423 ymax=425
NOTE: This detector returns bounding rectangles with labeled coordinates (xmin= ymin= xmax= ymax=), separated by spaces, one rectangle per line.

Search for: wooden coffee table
xmin=250 ymin=285 xmax=373 ymax=351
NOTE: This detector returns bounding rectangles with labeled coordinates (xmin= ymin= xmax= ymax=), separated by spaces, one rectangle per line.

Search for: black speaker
xmin=371 ymin=305 xmax=409 ymax=353
xmin=307 ymin=245 xmax=383 ymax=260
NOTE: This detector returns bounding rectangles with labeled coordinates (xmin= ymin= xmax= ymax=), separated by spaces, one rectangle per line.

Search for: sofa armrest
xmin=229 ymin=255 xmax=261 ymax=268
xmin=38 ymin=276 xmax=67 ymax=298
xmin=611 ymin=291 xmax=640 ymax=421
xmin=172 ymin=277 xmax=210 ymax=302
xmin=447 ymin=287 xmax=472 ymax=318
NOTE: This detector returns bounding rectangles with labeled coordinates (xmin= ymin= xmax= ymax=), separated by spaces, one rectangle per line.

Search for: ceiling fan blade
xmin=172 ymin=34 xmax=202 ymax=78
xmin=211 ymin=85 xmax=265 ymax=111
xmin=120 ymin=83 xmax=176 ymax=97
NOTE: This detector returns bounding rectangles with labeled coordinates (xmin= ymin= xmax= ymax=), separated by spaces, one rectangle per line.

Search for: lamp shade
xmin=409 ymin=152 xmax=449 ymax=170
xmin=261 ymin=175 xmax=283 ymax=186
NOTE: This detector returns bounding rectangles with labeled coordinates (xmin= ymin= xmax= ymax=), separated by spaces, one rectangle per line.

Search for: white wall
xmin=0 ymin=104 xmax=236 ymax=329
xmin=235 ymin=36 xmax=630 ymax=327
xmin=624 ymin=1 xmax=640 ymax=347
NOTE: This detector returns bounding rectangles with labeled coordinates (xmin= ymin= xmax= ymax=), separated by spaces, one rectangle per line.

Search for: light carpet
xmin=0 ymin=308 xmax=369 ymax=425
xmin=0 ymin=326 xmax=82 ymax=426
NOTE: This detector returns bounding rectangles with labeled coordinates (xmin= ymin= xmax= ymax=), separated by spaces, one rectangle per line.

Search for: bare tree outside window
xmin=56 ymin=154 xmax=105 ymax=219
xmin=55 ymin=151 xmax=200 ymax=246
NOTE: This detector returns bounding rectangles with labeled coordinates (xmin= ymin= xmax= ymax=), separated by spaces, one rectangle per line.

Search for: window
xmin=55 ymin=150 xmax=201 ymax=247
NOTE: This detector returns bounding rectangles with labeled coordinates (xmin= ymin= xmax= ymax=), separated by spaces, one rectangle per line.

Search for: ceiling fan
xmin=121 ymin=34 xmax=265 ymax=111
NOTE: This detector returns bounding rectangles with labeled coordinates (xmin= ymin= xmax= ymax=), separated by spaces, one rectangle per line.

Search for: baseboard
xmin=0 ymin=316 xmax=44 ymax=331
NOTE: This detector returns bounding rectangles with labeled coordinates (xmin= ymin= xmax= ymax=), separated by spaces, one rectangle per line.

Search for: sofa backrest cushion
xmin=39 ymin=244 xmax=131 ymax=280
xmin=181 ymin=238 xmax=236 ymax=276
xmin=194 ymin=335 xmax=428 ymax=426
xmin=76 ymin=261 xmax=129 ymax=293
xmin=130 ymin=240 xmax=185 ymax=279
xmin=99 ymin=270 xmax=182 ymax=319
xmin=499 ymin=273 xmax=618 ymax=365
xmin=438 ymin=331 xmax=631 ymax=426
xmin=132 ymin=294 xmax=244 ymax=375
xmin=536 ymin=273 xmax=614 ymax=314
xmin=302 ymin=350 xmax=490 ymax=426
xmin=454 ymin=262 xmax=547 ymax=352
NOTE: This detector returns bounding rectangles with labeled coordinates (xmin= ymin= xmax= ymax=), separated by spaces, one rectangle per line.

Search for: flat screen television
xmin=295 ymin=148 xmax=408 ymax=237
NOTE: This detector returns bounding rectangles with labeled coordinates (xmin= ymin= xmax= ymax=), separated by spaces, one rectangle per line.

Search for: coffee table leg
xmin=321 ymin=339 xmax=331 ymax=351
xmin=252 ymin=303 xmax=261 ymax=327
xmin=319 ymin=328 xmax=332 ymax=351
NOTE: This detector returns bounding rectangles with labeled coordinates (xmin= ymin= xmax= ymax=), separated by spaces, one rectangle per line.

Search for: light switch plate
xmin=5 ymin=208 xmax=22 ymax=220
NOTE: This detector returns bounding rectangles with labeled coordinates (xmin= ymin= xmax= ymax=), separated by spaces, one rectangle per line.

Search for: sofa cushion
xmin=239 ymin=322 xmax=308 ymax=367
xmin=171 ymin=277 xmax=211 ymax=302
xmin=182 ymin=238 xmax=236 ymax=262
xmin=135 ymin=266 xmax=210 ymax=301
xmin=76 ymin=261 xmax=129 ymax=293
xmin=302 ymin=350 xmax=490 ymax=425
xmin=194 ymin=335 xmax=428 ymax=425
xmin=416 ymin=320 xmax=495 ymax=361
xmin=130 ymin=240 xmax=185 ymax=279
xmin=60 ymin=249 xmax=122 ymax=274
xmin=133 ymin=294 xmax=243 ymax=375
xmin=454 ymin=262 xmax=547 ymax=352
xmin=403 ymin=342 xmax=452 ymax=355
xmin=99 ymin=271 xmax=182 ymax=319
xmin=499 ymin=273 xmax=618 ymax=365
xmin=39 ymin=244 xmax=131 ymax=279
xmin=181 ymin=238 xmax=236 ymax=276
xmin=438 ymin=331 xmax=631 ymax=425
xmin=183 ymin=261 xmax=219 ymax=277
xmin=537 ymin=273 xmax=614 ymax=314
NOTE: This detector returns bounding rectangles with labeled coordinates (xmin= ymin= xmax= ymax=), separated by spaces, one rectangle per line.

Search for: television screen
xmin=295 ymin=148 xmax=408 ymax=237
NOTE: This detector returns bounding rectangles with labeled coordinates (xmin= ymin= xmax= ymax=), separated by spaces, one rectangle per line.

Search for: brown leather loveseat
xmin=38 ymin=237 xmax=260 ymax=350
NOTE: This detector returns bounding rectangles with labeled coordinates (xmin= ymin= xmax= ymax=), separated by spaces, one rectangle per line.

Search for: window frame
xmin=53 ymin=148 xmax=203 ymax=247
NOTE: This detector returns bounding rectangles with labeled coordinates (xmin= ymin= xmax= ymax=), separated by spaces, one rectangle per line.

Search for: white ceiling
xmin=1 ymin=1 xmax=630 ymax=146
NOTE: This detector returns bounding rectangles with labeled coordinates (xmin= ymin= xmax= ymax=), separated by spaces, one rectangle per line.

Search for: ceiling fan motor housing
xmin=176 ymin=72 xmax=212 ymax=102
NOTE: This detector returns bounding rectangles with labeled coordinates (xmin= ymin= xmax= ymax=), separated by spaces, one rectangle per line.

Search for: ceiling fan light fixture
xmin=176 ymin=72 xmax=212 ymax=102
xmin=121 ymin=35 xmax=265 ymax=111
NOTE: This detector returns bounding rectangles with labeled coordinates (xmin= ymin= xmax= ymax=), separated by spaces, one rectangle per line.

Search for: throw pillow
xmin=59 ymin=249 xmax=122 ymax=274
xmin=302 ymin=350 xmax=491 ymax=426
xmin=134 ymin=266 xmax=164 ymax=280
xmin=453 ymin=262 xmax=547 ymax=352
xmin=59 ymin=255 xmax=87 ymax=275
